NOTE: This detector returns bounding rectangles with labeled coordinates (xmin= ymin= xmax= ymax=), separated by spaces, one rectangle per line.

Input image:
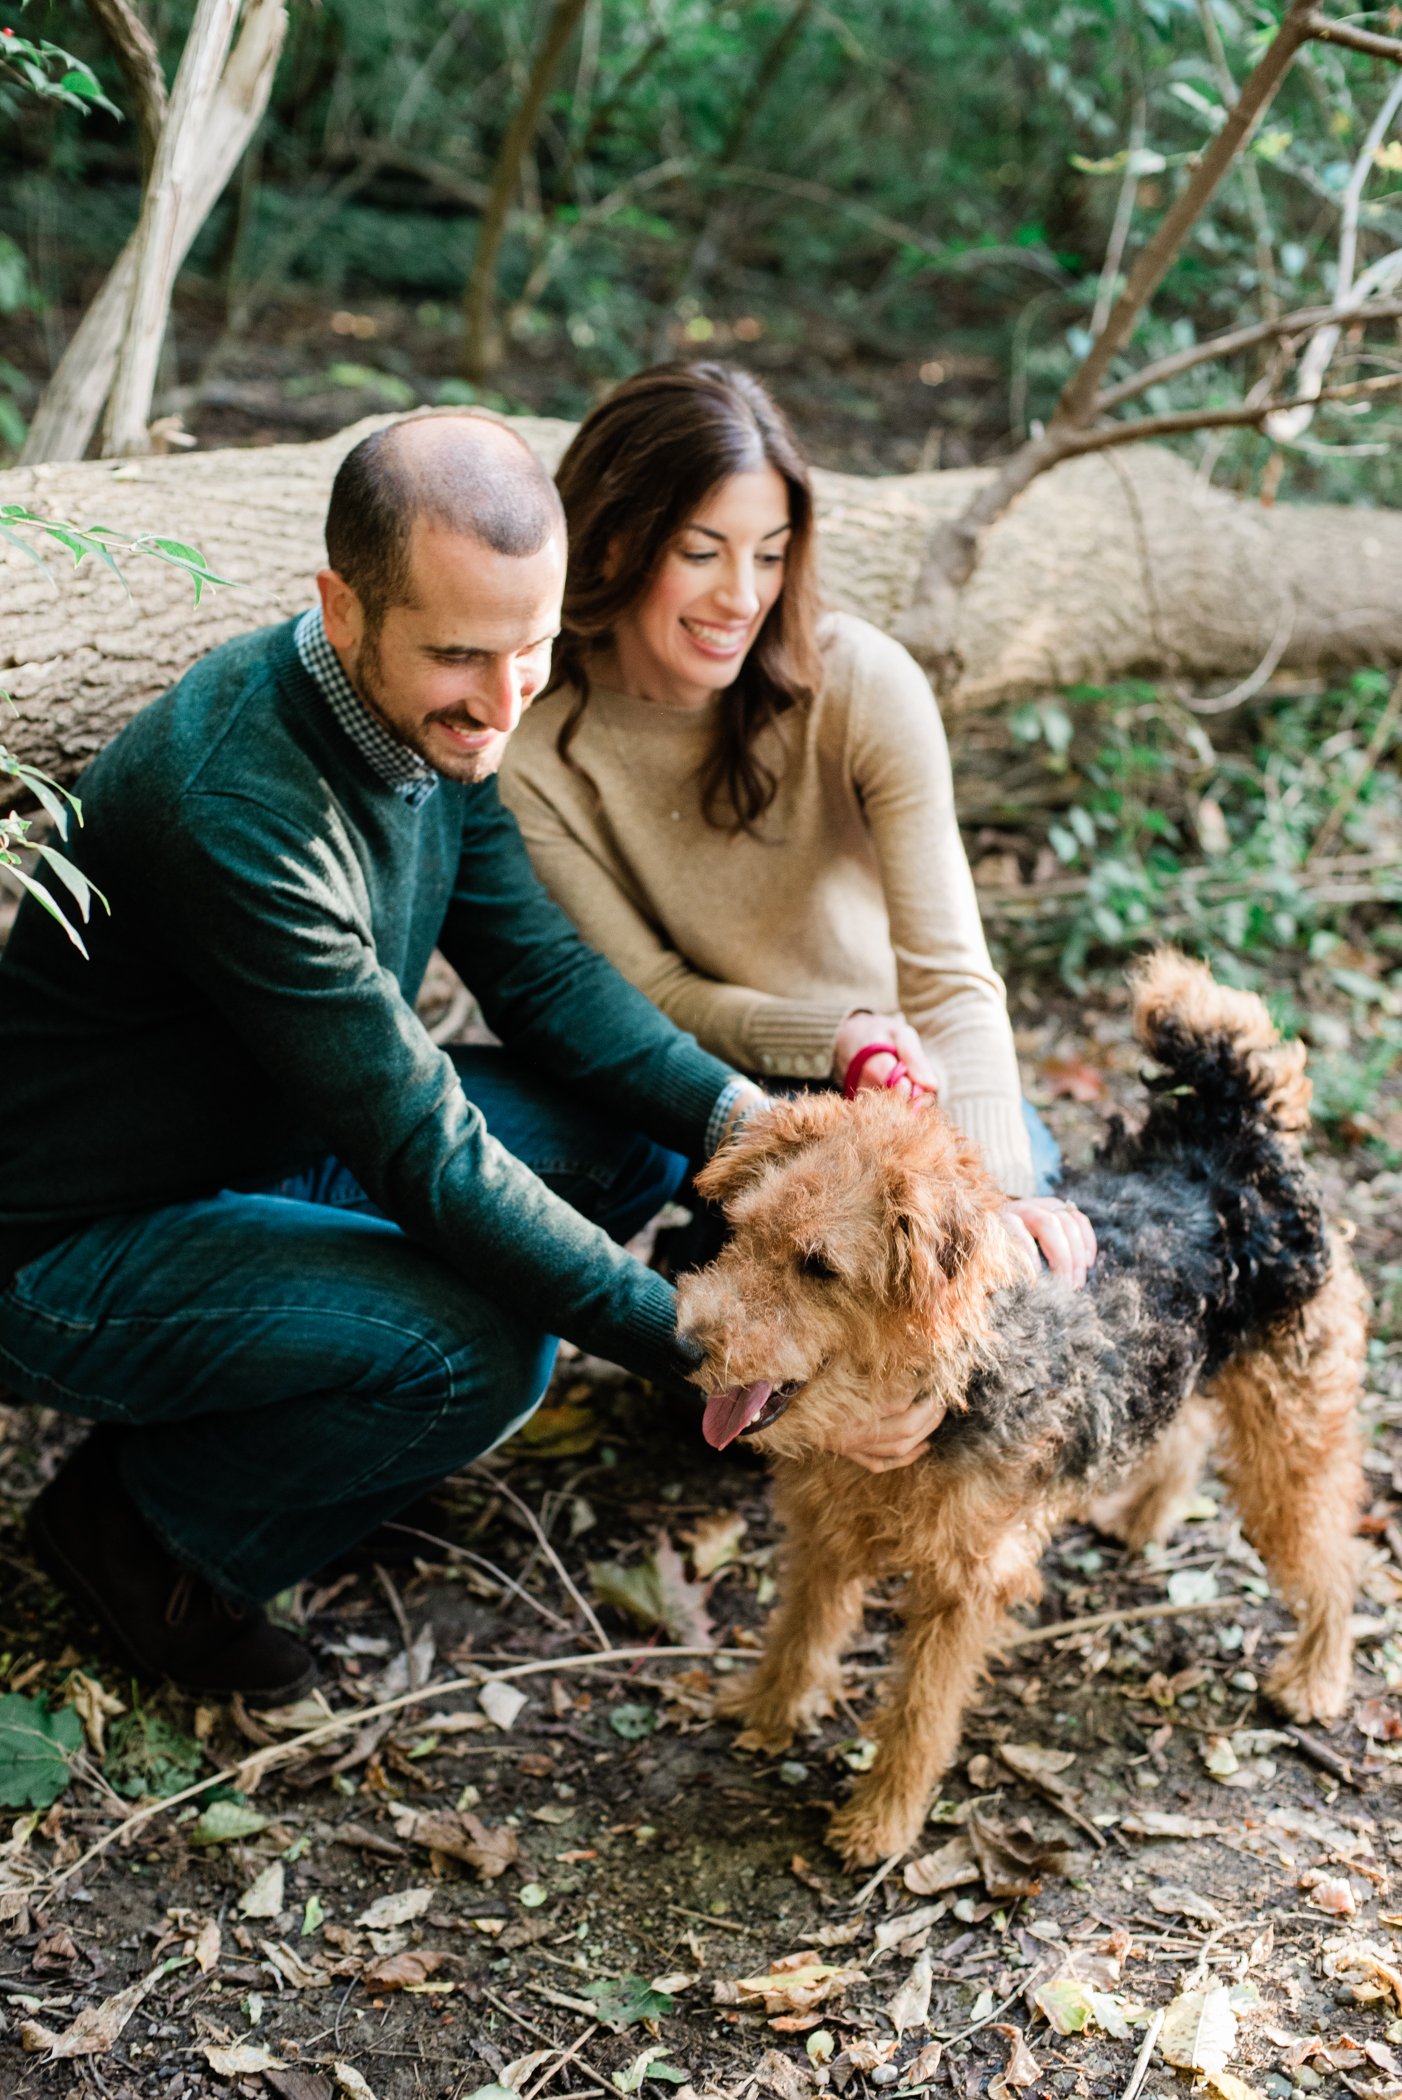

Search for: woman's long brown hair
xmin=548 ymin=361 xmax=823 ymax=833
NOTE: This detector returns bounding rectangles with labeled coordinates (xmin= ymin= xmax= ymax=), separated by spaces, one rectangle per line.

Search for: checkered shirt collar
xmin=294 ymin=607 xmax=438 ymax=809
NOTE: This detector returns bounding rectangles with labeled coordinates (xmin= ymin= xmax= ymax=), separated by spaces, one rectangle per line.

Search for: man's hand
xmin=820 ymin=1390 xmax=948 ymax=1473
xmin=832 ymin=1011 xmax=938 ymax=1102
xmin=999 ymin=1195 xmax=1096 ymax=1290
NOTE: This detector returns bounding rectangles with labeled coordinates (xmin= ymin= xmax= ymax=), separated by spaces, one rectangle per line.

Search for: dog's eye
xmin=797 ymin=1248 xmax=838 ymax=1282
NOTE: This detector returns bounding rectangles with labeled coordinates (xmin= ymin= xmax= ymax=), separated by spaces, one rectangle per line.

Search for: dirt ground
xmin=0 ymin=968 xmax=1400 ymax=2100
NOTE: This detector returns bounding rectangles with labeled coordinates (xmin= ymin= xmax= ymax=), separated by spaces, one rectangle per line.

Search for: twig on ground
xmin=1281 ymin=1722 xmax=1358 ymax=1788
xmin=850 ymin=1848 xmax=906 ymax=1909
xmin=475 ymin=1464 xmax=614 ymax=1651
xmin=937 ymin=1981 xmax=1026 ymax=2045
xmin=40 ymin=1644 xmax=749 ymax=1896
xmin=375 ymin=1563 xmax=420 ymax=1695
xmin=1006 ymin=1595 xmax=1238 ymax=1649
xmin=668 ymin=1901 xmax=766 ymax=1936
xmin=480 ymin=1990 xmax=614 ymax=2099
xmin=1309 ymin=665 xmax=1402 ymax=861
xmin=1121 ymin=2005 xmax=1165 ymax=2100
xmin=520 ymin=2020 xmax=602 ymax=2100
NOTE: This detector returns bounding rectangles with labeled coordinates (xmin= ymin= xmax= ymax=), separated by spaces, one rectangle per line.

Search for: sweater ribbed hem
xmin=744 ymin=999 xmax=854 ymax=1082
xmin=604 ymin=1268 xmax=701 ymax=1401
xmin=943 ymin=1096 xmax=1037 ymax=1199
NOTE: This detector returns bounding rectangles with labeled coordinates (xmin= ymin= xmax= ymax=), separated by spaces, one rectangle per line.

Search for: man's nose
xmin=475 ymin=660 xmax=523 ymax=733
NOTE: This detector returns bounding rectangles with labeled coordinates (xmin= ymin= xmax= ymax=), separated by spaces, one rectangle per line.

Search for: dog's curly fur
xmin=676 ymin=952 xmax=1367 ymax=1868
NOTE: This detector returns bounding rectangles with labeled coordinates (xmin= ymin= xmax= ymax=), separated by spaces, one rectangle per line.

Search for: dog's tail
xmin=1131 ymin=947 xmax=1311 ymax=1139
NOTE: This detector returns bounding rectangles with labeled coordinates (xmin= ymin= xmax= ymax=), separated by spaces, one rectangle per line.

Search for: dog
xmin=675 ymin=951 xmax=1368 ymax=1868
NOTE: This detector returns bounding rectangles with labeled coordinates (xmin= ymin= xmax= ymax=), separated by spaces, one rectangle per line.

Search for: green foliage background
xmin=3 ymin=0 xmax=1402 ymax=489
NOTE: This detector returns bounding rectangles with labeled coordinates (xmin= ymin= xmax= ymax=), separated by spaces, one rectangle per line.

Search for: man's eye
xmin=798 ymin=1248 xmax=837 ymax=1282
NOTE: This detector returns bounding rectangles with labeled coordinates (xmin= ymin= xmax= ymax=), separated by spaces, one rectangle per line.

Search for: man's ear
xmin=694 ymin=1091 xmax=845 ymax=1209
xmin=317 ymin=567 xmax=365 ymax=657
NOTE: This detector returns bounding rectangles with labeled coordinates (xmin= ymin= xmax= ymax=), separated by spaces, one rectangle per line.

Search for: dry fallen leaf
xmin=478 ymin=1680 xmax=528 ymax=1731
xmin=590 ymin=1532 xmax=714 ymax=1648
xmin=903 ymin=1832 xmax=980 ymax=1896
xmin=685 ymin=1510 xmax=748 ymax=1577
xmin=967 ymin=1806 xmax=1073 ymax=1901
xmin=21 ymin=1959 xmax=175 ymax=2058
xmin=67 ymin=1672 xmax=125 ymax=1760
xmin=190 ymin=1919 xmax=221 ymax=1974
xmin=1159 ymin=1985 xmax=1238 ymax=2075
xmin=1356 ymin=1698 xmax=1402 ymax=1742
xmin=356 ymin=1887 xmax=434 ymax=1930
xmin=753 ymin=2046 xmax=813 ymax=2099
xmin=885 ymin=1953 xmax=933 ymax=2035
xmin=204 ymin=2043 xmax=288 ymax=2076
xmin=360 ymin=1948 xmax=448 ymax=1992
xmin=1148 ymin=1883 xmax=1228 ymax=1926
xmin=1305 ymin=1875 xmax=1357 ymax=1917
xmin=732 ymin=1953 xmax=862 ymax=2017
xmin=1203 ymin=2073 xmax=1266 ymax=2100
xmin=1121 ymin=1812 xmax=1227 ymax=1839
xmin=238 ymin=1859 xmax=286 ymax=1918
xmin=333 ymin=2067 xmax=378 ymax=2100
xmin=989 ymin=2023 xmax=1040 ymax=2100
xmin=393 ymin=1806 xmax=519 ymax=1878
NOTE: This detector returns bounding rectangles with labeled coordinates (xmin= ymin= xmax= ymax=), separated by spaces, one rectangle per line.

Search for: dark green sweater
xmin=0 ymin=619 xmax=737 ymax=1387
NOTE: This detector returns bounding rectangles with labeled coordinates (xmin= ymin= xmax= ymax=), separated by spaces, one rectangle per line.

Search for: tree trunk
xmin=20 ymin=0 xmax=286 ymax=466
xmin=2 ymin=418 xmax=1400 ymax=783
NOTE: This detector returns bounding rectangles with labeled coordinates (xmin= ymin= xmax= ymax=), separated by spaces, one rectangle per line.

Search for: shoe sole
xmin=25 ymin=1496 xmax=317 ymax=1705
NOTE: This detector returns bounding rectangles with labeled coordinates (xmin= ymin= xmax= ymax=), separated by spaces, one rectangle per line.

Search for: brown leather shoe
xmin=26 ymin=1430 xmax=316 ymax=1703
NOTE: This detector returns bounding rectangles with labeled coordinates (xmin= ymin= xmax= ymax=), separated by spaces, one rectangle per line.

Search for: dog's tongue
xmin=702 ymin=1380 xmax=775 ymax=1450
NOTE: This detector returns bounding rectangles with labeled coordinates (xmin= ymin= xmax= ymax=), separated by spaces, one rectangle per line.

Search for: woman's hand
xmin=999 ymin=1195 xmax=1096 ymax=1290
xmin=833 ymin=1011 xmax=938 ymax=1102
xmin=820 ymin=1390 xmax=947 ymax=1472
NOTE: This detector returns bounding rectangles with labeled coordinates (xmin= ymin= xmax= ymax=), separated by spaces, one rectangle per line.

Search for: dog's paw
xmin=827 ymin=1794 xmax=924 ymax=1871
xmin=1266 ymin=1644 xmax=1352 ymax=1726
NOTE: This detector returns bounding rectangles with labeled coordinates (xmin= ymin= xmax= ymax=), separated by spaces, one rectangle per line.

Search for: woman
xmin=498 ymin=362 xmax=1093 ymax=1285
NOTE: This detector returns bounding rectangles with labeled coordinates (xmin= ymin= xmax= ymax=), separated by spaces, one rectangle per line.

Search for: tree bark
xmin=2 ymin=418 xmax=1400 ymax=783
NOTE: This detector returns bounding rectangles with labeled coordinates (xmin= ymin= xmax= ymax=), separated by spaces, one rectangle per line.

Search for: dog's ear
xmin=694 ymin=1091 xmax=845 ymax=1209
xmin=885 ymin=1170 xmax=990 ymax=1314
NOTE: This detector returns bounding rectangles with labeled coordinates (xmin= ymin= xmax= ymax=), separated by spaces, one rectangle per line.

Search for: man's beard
xmin=350 ymin=630 xmax=500 ymax=783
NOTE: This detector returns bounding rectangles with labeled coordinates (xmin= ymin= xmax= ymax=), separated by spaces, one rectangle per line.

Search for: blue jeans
xmin=0 ymin=1049 xmax=686 ymax=1603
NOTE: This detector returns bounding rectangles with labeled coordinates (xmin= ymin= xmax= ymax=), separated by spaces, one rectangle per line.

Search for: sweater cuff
xmin=600 ymin=1267 xmax=706 ymax=1404
xmin=943 ymin=1097 xmax=1037 ymax=1199
xmin=744 ymin=999 xmax=855 ymax=1083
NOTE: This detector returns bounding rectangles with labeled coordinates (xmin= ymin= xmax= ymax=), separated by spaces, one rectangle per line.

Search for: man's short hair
xmin=325 ymin=408 xmax=565 ymax=623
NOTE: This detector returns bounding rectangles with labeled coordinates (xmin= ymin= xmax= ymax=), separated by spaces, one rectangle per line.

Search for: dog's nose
xmin=671 ymin=1327 xmax=706 ymax=1375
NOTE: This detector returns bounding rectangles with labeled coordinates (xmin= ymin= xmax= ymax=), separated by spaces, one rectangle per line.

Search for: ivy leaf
xmin=581 ymin=1974 xmax=676 ymax=2031
xmin=0 ymin=1693 xmax=82 ymax=1808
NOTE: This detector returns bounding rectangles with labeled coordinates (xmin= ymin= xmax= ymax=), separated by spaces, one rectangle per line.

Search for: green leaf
xmin=1 ymin=862 xmax=90 ymax=953
xmin=0 ymin=517 xmax=54 ymax=577
xmin=0 ymin=1692 xmax=82 ymax=1808
xmin=189 ymin=1795 xmax=270 ymax=1846
xmin=581 ymin=1975 xmax=676 ymax=2031
xmin=608 ymin=1702 xmax=657 ymax=1741
xmin=31 ymin=842 xmax=97 ymax=923
xmin=106 ymin=1710 xmax=205 ymax=1800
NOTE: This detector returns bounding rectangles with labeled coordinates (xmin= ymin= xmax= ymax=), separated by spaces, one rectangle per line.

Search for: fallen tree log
xmin=2 ymin=415 xmax=1400 ymax=783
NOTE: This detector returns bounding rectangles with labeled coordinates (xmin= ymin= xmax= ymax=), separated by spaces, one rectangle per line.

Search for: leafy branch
xmin=0 ymin=24 xmax=122 ymax=118
xmin=0 ymin=504 xmax=235 ymax=603
xmin=898 ymin=0 xmax=1402 ymax=688
xmin=0 ymin=746 xmax=107 ymax=957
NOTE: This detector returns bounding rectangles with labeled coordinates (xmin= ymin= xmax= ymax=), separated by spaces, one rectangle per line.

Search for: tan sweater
xmin=499 ymin=611 xmax=1034 ymax=1195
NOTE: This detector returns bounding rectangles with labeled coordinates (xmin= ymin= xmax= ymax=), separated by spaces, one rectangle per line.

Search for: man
xmin=0 ymin=411 xmax=943 ymax=1703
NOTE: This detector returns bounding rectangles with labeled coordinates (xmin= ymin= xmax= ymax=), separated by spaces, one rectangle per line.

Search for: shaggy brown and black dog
xmin=675 ymin=952 xmax=1367 ymax=1868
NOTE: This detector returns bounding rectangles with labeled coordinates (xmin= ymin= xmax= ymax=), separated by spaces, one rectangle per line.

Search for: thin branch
xmin=1091 ymin=99 xmax=1147 ymax=339
xmin=41 ymin=1644 xmax=746 ymax=1898
xmin=1309 ymin=662 xmax=1402 ymax=859
xmin=1005 ymin=1595 xmax=1238 ymax=1649
xmin=463 ymin=0 xmax=592 ymax=380
xmin=1306 ymin=12 xmax=1402 ymax=61
xmin=1056 ymin=0 xmax=1319 ymax=427
xmin=1068 ymin=366 xmax=1402 ymax=455
xmin=474 ymin=1464 xmax=613 ymax=1651
xmin=1095 ymin=294 xmax=1402 ymax=411
xmin=1196 ymin=0 xmax=1280 ymax=321
xmin=83 ymin=0 xmax=167 ymax=174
